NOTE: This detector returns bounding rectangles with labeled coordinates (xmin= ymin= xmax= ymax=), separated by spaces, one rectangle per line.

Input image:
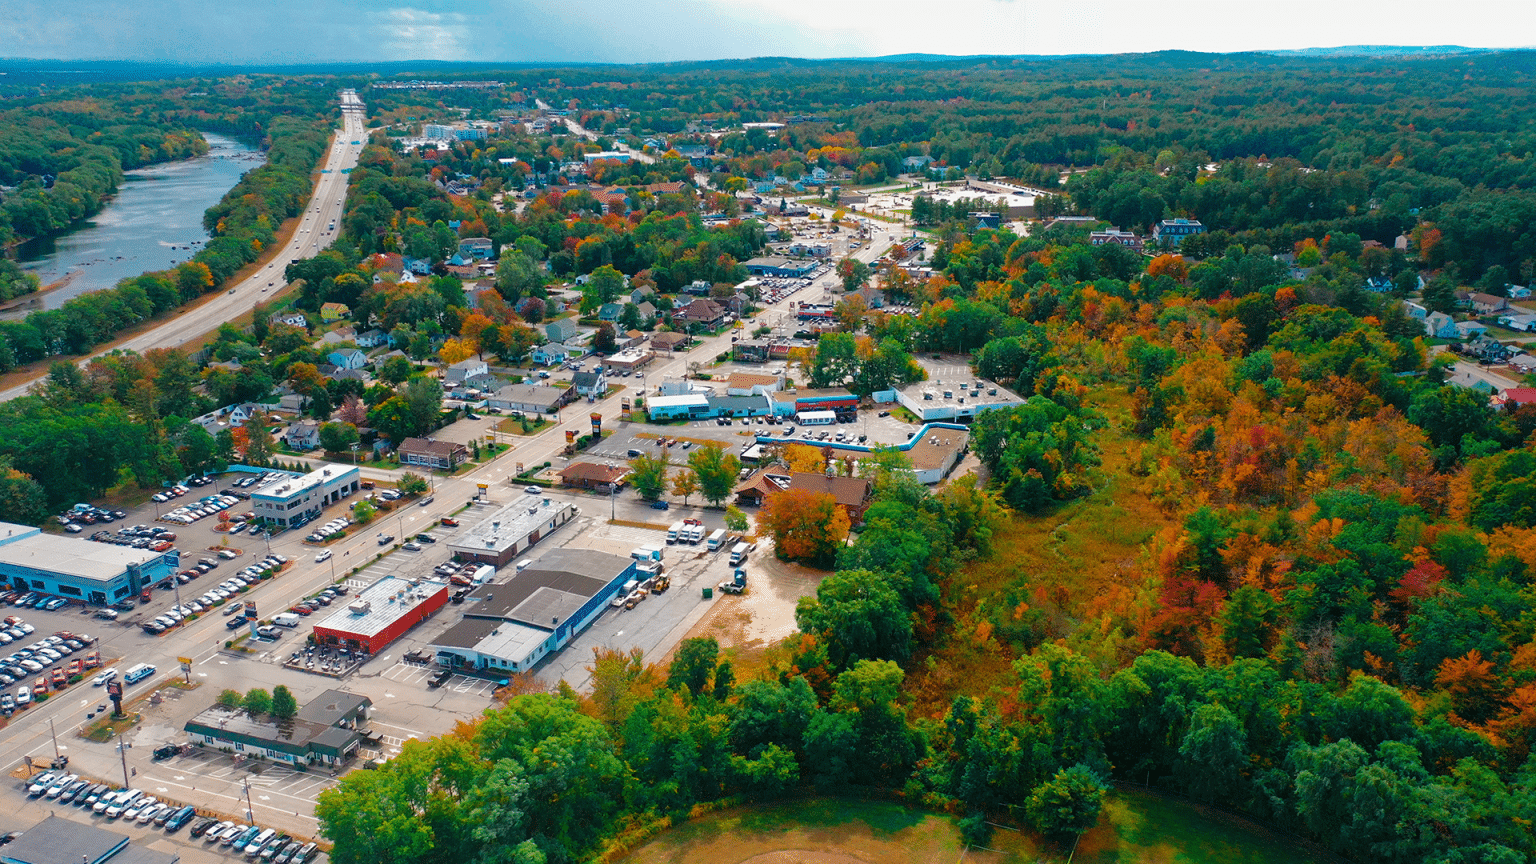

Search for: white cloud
xmin=370 ymin=6 xmax=472 ymax=60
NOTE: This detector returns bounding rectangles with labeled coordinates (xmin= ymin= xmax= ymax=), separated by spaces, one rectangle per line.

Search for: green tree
xmin=795 ymin=569 xmax=912 ymax=669
xmin=1175 ymin=703 xmax=1249 ymax=803
xmin=352 ymin=499 xmax=377 ymax=524
xmin=628 ymin=452 xmax=671 ymax=501
xmin=667 ymin=637 xmax=721 ymax=699
xmin=398 ymin=472 xmax=430 ymax=496
xmin=1025 ymin=765 xmax=1108 ymax=840
xmin=593 ymin=322 xmax=618 ymax=355
xmin=380 ymin=355 xmax=414 ymax=386
xmin=495 ymin=251 xmax=545 ymax=306
xmin=687 ymin=443 xmax=741 ymax=506
xmin=807 ymin=331 xmax=860 ymax=389
xmin=400 ymin=375 xmax=444 ymax=438
xmin=242 ymin=415 xmax=274 ymax=467
xmin=724 ymin=505 xmax=750 ymax=533
xmin=836 ymin=257 xmax=871 ymax=293
xmin=271 ymin=684 xmax=298 ymax=719
xmin=319 ymin=422 xmax=360 ymax=453
xmin=243 ymin=687 xmax=273 ymax=716
xmin=216 ymin=688 xmax=243 ymax=709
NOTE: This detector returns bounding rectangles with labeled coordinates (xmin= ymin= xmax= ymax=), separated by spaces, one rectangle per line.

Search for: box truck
xmin=666 ymin=521 xmax=684 ymax=544
xmin=729 ymin=542 xmax=750 ymax=565
xmin=706 ymin=529 xmax=727 ymax=551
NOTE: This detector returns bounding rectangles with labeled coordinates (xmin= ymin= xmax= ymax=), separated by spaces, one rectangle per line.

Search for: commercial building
xmin=312 ymin=576 xmax=449 ymax=654
xmin=647 ymin=393 xmax=711 ymax=420
xmin=748 ymin=422 xmax=970 ymax=485
xmin=0 ymin=522 xmax=174 ymax=607
xmin=250 ymin=465 xmax=362 ymax=528
xmin=185 ymin=689 xmax=373 ymax=767
xmin=584 ymin=151 xmax=633 ymax=163
xmin=446 ymin=498 xmax=581 ymax=568
xmin=886 ymin=378 xmax=1025 ymax=422
xmin=487 ymin=383 xmax=575 ymax=415
xmin=398 ymin=437 xmax=469 ymax=470
xmin=0 ymin=815 xmax=178 ymax=864
xmin=743 ymin=257 xmax=818 ymax=278
xmin=603 ymin=346 xmax=654 ymax=373
xmin=429 ymin=548 xmax=636 ymax=673
xmin=559 ymin=462 xmax=629 ymax=490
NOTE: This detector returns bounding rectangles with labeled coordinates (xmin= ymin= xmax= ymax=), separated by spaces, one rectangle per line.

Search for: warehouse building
xmin=250 ymin=464 xmax=361 ymax=528
xmin=446 ymin=498 xmax=581 ymax=568
xmin=312 ymin=576 xmax=448 ymax=654
xmin=429 ymin=548 xmax=636 ymax=674
xmin=885 ymin=378 xmax=1025 ymax=422
xmin=185 ymin=689 xmax=373 ymax=766
xmin=0 ymin=521 xmax=175 ymax=606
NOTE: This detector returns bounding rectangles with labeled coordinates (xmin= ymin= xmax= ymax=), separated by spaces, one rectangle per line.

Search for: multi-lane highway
xmin=0 ymin=90 xmax=369 ymax=404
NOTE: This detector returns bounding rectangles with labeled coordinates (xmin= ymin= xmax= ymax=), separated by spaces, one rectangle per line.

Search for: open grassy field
xmin=617 ymin=793 xmax=1333 ymax=864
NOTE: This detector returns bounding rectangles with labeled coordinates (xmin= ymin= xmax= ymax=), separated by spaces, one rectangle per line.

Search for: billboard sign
xmin=590 ymin=412 xmax=602 ymax=437
xmin=244 ymin=604 xmax=258 ymax=620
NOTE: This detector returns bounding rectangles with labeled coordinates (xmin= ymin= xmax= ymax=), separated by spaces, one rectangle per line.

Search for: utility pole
xmin=118 ymin=741 xmax=130 ymax=789
xmin=243 ymin=777 xmax=254 ymax=823
xmin=48 ymin=718 xmax=60 ymax=761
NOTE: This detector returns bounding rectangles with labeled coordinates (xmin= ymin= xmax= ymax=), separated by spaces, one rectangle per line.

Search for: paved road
xmin=535 ymin=98 xmax=656 ymax=164
xmin=0 ymin=90 xmax=369 ymax=404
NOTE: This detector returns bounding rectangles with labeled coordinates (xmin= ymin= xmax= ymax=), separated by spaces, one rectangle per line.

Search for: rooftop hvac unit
xmin=348 ymin=600 xmax=371 ymax=615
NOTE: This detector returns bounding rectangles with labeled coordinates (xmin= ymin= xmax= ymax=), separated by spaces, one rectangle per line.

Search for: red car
xmin=289 ymin=606 xmax=312 ymax=616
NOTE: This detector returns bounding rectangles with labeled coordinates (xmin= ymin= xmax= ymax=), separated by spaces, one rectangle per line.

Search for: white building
xmin=251 ymin=465 xmax=362 ymax=528
xmin=887 ymin=378 xmax=1025 ymax=422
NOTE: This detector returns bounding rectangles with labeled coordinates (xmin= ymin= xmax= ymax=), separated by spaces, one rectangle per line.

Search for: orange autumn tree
xmin=757 ymin=488 xmax=850 ymax=568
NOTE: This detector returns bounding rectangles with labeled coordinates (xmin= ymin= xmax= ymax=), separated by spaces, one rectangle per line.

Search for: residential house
xmin=597 ymin=302 xmax=623 ymax=322
xmin=1404 ymin=301 xmax=1429 ymax=320
xmin=320 ymin=302 xmax=350 ymax=323
xmin=1509 ymin=286 xmax=1532 ymax=300
xmin=1498 ymin=387 xmax=1536 ymax=408
xmin=285 ymin=420 xmax=322 ymax=451
xmin=1089 ymin=229 xmax=1143 ymax=250
xmin=673 ymin=297 xmax=728 ymax=330
xmin=1456 ymin=321 xmax=1490 ymax=340
xmin=651 ymin=331 xmax=689 ymax=352
xmin=558 ymin=461 xmax=629 ymax=490
xmin=355 ymin=328 xmax=388 ymax=348
xmin=1497 ymin=313 xmax=1536 ymax=333
xmin=810 ymin=166 xmax=829 ymax=182
xmin=1467 ymin=292 xmax=1512 ymax=315
xmin=629 ymin=286 xmax=656 ymax=305
xmin=530 ymin=342 xmax=573 ymax=366
xmin=276 ymin=393 xmax=307 ymax=414
xmin=545 ymin=317 xmax=579 ymax=344
xmin=645 ymin=181 xmax=687 ymax=195
xmin=398 ymin=437 xmax=469 ymax=470
xmin=1151 ymin=219 xmax=1206 ymax=246
xmin=316 ymin=330 xmax=353 ymax=349
xmin=270 ymin=310 xmax=308 ymax=328
xmin=441 ymin=358 xmax=487 ymax=385
xmin=902 ymin=155 xmax=934 ymax=171
xmin=328 ymin=349 xmax=368 ymax=370
xmin=458 ymin=238 xmax=493 ymax=261
xmin=618 ymin=329 xmax=647 ymax=350
xmin=1424 ymin=312 xmax=1460 ymax=339
xmin=403 ymin=256 xmax=433 ymax=275
xmin=571 ymin=370 xmax=608 ymax=397
xmin=487 ymin=383 xmax=574 ymax=415
xmin=635 ymin=300 xmax=657 ymax=321
xmin=733 ymin=471 xmax=791 ymax=507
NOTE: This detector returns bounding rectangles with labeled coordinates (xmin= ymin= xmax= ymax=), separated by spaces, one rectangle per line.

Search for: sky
xmin=0 ymin=0 xmax=1533 ymax=66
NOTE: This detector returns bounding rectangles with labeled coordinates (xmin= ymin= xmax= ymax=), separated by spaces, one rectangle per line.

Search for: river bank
xmin=7 ymin=132 xmax=265 ymax=315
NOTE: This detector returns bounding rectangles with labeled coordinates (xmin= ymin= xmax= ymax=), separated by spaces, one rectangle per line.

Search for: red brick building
xmin=313 ymin=576 xmax=449 ymax=654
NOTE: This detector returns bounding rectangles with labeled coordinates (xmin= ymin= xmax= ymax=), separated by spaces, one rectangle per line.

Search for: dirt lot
xmin=670 ymin=546 xmax=828 ymax=666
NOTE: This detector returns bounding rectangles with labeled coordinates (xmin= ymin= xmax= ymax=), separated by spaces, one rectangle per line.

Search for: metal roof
xmin=446 ymin=499 xmax=577 ymax=557
xmin=312 ymin=576 xmax=447 ymax=639
xmin=1 ymin=815 xmax=130 ymax=864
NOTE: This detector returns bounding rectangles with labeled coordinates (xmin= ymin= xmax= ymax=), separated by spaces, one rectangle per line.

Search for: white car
xmin=26 ymin=772 xmax=57 ymax=796
xmin=92 ymin=669 xmax=118 ymax=686
xmin=315 ymin=550 xmax=332 ymax=563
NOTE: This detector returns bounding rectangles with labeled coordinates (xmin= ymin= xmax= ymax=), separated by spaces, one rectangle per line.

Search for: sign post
xmin=246 ymin=603 xmax=259 ymax=638
xmin=476 ymin=483 xmax=488 ymax=502
xmin=177 ymin=656 xmax=194 ymax=684
xmin=106 ymin=679 xmax=124 ymax=718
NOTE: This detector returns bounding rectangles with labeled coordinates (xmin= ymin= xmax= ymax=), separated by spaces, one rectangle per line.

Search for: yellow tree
xmin=670 ymin=469 xmax=701 ymax=506
xmin=757 ymin=488 xmax=850 ymax=567
xmin=783 ymin=443 xmax=826 ymax=474
xmin=439 ymin=338 xmax=477 ymax=365
xmin=459 ymin=312 xmax=494 ymax=342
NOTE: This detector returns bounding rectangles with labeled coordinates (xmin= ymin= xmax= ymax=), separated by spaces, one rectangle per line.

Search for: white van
xmin=706 ymin=529 xmax=727 ymax=551
xmin=515 ymin=559 xmax=533 ymax=573
xmin=729 ymin=542 xmax=750 ymax=565
xmin=666 ymin=521 xmax=684 ymax=544
xmin=272 ymin=613 xmax=301 ymax=628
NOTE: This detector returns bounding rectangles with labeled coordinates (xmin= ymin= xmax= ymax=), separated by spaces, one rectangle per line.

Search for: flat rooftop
xmin=0 ymin=533 xmax=160 ymax=583
xmin=313 ymin=576 xmax=447 ymax=639
xmin=896 ymin=375 xmax=1023 ymax=410
xmin=252 ymin=464 xmax=356 ymax=501
xmin=447 ymin=499 xmax=577 ymax=557
xmin=433 ymin=615 xmax=548 ymax=661
xmin=1 ymin=815 xmax=129 ymax=864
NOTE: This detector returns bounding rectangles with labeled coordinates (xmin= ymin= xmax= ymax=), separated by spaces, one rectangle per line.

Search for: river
xmin=11 ymin=132 xmax=266 ymax=312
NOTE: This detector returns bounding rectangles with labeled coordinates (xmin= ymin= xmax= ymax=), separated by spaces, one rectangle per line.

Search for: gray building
xmin=445 ymin=498 xmax=581 ymax=568
xmin=0 ymin=815 xmax=179 ymax=864
xmin=250 ymin=465 xmax=361 ymax=528
xmin=430 ymin=548 xmax=636 ymax=673
xmin=487 ymin=383 xmax=574 ymax=415
xmin=185 ymin=689 xmax=372 ymax=767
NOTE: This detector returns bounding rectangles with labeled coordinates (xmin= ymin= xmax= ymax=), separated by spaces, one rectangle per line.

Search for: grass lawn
xmin=616 ymin=793 xmax=1331 ymax=864
xmin=497 ymin=416 xmax=553 ymax=435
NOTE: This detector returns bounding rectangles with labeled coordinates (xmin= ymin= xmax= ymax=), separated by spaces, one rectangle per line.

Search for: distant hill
xmin=1262 ymin=45 xmax=1511 ymax=57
